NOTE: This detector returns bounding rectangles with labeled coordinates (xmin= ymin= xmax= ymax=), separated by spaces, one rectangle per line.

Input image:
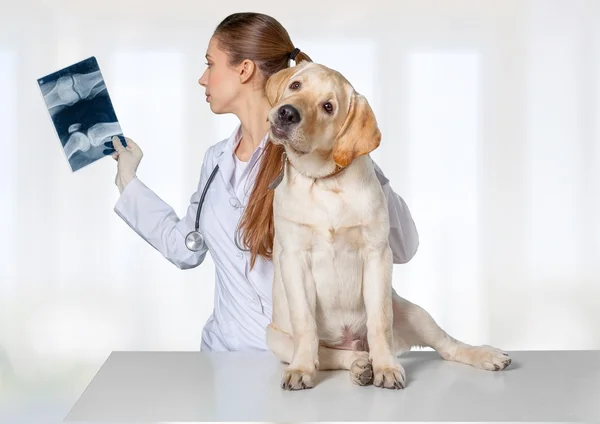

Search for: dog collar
xmin=268 ymin=151 xmax=347 ymax=190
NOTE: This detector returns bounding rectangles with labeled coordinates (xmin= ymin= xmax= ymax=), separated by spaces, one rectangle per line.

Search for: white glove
xmin=111 ymin=135 xmax=143 ymax=194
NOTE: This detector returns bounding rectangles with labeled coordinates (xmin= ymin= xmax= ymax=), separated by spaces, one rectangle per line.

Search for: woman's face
xmin=198 ymin=37 xmax=241 ymax=114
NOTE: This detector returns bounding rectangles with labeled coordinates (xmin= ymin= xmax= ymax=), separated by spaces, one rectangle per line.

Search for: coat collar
xmin=214 ymin=123 xmax=269 ymax=199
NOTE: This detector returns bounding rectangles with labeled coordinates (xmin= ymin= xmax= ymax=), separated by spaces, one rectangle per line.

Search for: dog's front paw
xmin=372 ymin=363 xmax=406 ymax=389
xmin=281 ymin=367 xmax=316 ymax=390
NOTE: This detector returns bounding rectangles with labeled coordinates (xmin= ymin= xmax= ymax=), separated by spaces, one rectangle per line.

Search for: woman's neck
xmin=233 ymin=94 xmax=272 ymax=161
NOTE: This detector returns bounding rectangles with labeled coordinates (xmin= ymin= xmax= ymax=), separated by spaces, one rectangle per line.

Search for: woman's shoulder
xmin=370 ymin=156 xmax=390 ymax=186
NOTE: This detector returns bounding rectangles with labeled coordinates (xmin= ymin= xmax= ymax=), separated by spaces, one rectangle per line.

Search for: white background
xmin=1 ymin=0 xmax=599 ymax=422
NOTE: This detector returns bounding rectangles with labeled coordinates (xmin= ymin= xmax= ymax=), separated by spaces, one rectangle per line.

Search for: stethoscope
xmin=184 ymin=164 xmax=249 ymax=252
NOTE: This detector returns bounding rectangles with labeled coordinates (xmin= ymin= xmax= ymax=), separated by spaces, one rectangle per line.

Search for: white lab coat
xmin=113 ymin=125 xmax=419 ymax=352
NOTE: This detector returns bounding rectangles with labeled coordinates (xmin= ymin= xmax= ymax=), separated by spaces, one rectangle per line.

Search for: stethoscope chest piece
xmin=185 ymin=230 xmax=205 ymax=252
xmin=183 ymin=159 xmax=252 ymax=253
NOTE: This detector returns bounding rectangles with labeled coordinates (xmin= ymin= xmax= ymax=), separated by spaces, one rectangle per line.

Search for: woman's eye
xmin=323 ymin=102 xmax=334 ymax=114
xmin=205 ymin=62 xmax=212 ymax=68
xmin=289 ymin=81 xmax=301 ymax=90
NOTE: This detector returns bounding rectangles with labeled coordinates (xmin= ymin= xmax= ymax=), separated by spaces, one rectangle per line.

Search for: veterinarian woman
xmin=109 ymin=12 xmax=419 ymax=352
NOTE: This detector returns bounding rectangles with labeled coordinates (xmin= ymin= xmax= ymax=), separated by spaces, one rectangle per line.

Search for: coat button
xmin=237 ymin=252 xmax=243 ymax=259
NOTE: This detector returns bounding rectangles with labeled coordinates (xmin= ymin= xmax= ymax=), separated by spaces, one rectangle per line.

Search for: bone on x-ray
xmin=37 ymin=56 xmax=127 ymax=172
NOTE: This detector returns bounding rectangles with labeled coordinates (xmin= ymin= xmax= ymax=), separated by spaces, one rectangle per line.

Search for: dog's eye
xmin=289 ymin=81 xmax=301 ymax=90
xmin=323 ymin=102 xmax=334 ymax=114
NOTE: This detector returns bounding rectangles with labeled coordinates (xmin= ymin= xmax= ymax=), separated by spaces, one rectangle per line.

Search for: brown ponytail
xmin=212 ymin=13 xmax=312 ymax=268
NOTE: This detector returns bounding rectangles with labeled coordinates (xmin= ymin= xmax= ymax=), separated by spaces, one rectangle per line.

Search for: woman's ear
xmin=332 ymin=92 xmax=381 ymax=168
xmin=239 ymin=59 xmax=256 ymax=84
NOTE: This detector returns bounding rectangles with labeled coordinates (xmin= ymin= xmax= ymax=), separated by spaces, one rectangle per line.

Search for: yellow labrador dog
xmin=265 ymin=61 xmax=511 ymax=390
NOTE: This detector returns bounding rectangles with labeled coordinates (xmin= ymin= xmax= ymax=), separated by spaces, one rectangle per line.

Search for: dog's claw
xmin=454 ymin=345 xmax=512 ymax=371
xmin=373 ymin=365 xmax=406 ymax=390
xmin=281 ymin=368 xmax=315 ymax=390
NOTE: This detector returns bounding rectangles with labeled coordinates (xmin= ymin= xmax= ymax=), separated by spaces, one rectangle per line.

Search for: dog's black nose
xmin=277 ymin=104 xmax=301 ymax=126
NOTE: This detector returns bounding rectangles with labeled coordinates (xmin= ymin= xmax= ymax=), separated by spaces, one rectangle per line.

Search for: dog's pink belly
xmin=320 ymin=325 xmax=368 ymax=351
xmin=322 ymin=339 xmax=365 ymax=350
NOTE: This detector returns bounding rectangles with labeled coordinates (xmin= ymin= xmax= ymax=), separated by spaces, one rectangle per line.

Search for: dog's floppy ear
xmin=265 ymin=61 xmax=310 ymax=106
xmin=332 ymin=92 xmax=381 ymax=168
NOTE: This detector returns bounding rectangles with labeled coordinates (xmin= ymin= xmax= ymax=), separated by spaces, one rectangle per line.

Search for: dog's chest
xmin=280 ymin=176 xmax=368 ymax=246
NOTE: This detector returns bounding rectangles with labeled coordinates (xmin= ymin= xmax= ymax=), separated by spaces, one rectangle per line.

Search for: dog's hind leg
xmin=267 ymin=324 xmax=373 ymax=386
xmin=391 ymin=291 xmax=512 ymax=371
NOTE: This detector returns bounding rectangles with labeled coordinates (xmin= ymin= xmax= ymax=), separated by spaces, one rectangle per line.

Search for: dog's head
xmin=266 ymin=61 xmax=381 ymax=178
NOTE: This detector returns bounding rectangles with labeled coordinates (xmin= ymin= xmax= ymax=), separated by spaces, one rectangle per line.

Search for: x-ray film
xmin=37 ymin=56 xmax=126 ymax=172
